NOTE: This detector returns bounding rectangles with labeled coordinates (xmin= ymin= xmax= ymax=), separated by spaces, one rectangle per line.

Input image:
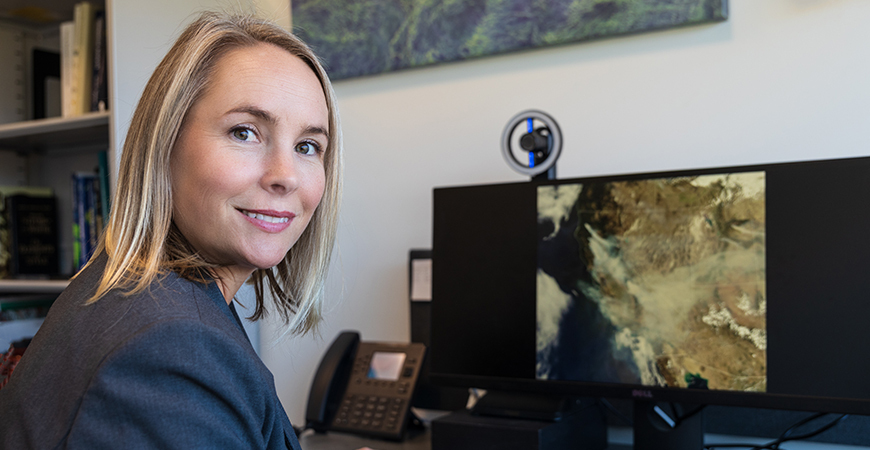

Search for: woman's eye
xmin=231 ymin=127 xmax=257 ymax=142
xmin=296 ymin=141 xmax=321 ymax=155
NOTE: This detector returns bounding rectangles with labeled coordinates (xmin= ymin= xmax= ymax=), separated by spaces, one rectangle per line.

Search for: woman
xmin=0 ymin=11 xmax=341 ymax=450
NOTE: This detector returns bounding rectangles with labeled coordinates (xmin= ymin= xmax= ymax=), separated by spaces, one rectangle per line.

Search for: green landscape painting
xmin=291 ymin=0 xmax=728 ymax=80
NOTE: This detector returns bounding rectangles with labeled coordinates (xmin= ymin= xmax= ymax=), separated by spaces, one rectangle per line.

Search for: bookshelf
xmin=0 ymin=279 xmax=69 ymax=295
xmin=0 ymin=0 xmax=267 ymax=384
xmin=0 ymin=111 xmax=109 ymax=151
xmin=1 ymin=0 xmax=266 ymax=357
xmin=0 ymin=1 xmax=110 ymax=287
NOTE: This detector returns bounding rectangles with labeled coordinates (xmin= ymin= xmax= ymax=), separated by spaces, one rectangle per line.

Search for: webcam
xmin=501 ymin=110 xmax=562 ymax=181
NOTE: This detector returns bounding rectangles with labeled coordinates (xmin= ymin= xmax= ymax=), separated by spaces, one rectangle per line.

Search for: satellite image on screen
xmin=536 ymin=172 xmax=767 ymax=392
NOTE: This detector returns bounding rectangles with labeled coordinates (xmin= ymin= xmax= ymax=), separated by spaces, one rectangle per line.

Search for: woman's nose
xmin=261 ymin=148 xmax=300 ymax=195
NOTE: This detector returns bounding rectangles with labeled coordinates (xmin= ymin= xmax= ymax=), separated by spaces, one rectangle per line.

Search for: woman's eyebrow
xmin=304 ymin=126 xmax=330 ymax=141
xmin=226 ymin=106 xmax=278 ymax=125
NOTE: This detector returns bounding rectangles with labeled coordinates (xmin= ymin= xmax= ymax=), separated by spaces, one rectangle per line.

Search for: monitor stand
xmin=633 ymin=400 xmax=703 ymax=450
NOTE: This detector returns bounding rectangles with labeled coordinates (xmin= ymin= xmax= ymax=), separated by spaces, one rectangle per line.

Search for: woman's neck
xmin=210 ymin=266 xmax=256 ymax=304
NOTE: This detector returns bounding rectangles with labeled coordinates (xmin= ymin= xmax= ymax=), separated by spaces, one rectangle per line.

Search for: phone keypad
xmin=328 ymin=342 xmax=425 ymax=440
xmin=332 ymin=394 xmax=406 ymax=433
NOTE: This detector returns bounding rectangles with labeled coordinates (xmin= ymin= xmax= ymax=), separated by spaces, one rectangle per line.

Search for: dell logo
xmin=632 ymin=389 xmax=653 ymax=399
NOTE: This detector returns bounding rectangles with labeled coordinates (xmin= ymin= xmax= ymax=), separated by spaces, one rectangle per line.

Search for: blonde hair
xmin=85 ymin=11 xmax=343 ymax=335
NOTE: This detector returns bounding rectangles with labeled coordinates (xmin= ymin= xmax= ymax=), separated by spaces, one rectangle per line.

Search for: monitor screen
xmin=430 ymin=156 xmax=870 ymax=416
xmin=536 ymin=171 xmax=765 ymax=392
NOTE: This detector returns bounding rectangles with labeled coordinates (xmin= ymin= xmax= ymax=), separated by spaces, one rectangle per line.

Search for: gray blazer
xmin=0 ymin=253 xmax=302 ymax=450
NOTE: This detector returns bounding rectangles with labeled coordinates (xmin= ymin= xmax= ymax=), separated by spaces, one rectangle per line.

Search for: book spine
xmin=70 ymin=3 xmax=81 ymax=115
xmin=72 ymin=173 xmax=92 ymax=270
xmin=72 ymin=1 xmax=94 ymax=116
xmin=0 ymin=29 xmax=26 ymax=123
xmin=86 ymin=175 xmax=97 ymax=259
xmin=81 ymin=175 xmax=93 ymax=266
xmin=97 ymin=150 xmax=110 ymax=224
xmin=92 ymin=173 xmax=102 ymax=238
xmin=0 ymin=187 xmax=54 ymax=279
xmin=6 ymin=195 xmax=59 ymax=277
xmin=70 ymin=176 xmax=80 ymax=271
xmin=60 ymin=21 xmax=75 ymax=118
xmin=91 ymin=10 xmax=107 ymax=112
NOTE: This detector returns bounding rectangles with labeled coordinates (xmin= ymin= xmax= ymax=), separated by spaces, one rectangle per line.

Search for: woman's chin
xmin=252 ymin=254 xmax=288 ymax=270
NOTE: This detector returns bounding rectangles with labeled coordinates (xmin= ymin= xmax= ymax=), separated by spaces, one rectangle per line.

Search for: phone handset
xmin=305 ymin=330 xmax=360 ymax=432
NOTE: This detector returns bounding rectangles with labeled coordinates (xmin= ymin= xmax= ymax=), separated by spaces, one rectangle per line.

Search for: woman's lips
xmin=239 ymin=209 xmax=295 ymax=232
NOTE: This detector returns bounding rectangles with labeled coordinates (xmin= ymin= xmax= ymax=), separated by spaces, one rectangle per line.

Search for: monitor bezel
xmin=429 ymin=155 xmax=870 ymax=417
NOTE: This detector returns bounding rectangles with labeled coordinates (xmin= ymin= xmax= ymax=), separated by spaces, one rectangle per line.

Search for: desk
xmin=299 ymin=427 xmax=865 ymax=450
xmin=298 ymin=429 xmax=430 ymax=450
xmin=297 ymin=428 xmax=633 ymax=450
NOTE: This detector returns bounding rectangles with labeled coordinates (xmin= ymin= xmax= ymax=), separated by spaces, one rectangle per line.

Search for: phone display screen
xmin=367 ymin=352 xmax=406 ymax=381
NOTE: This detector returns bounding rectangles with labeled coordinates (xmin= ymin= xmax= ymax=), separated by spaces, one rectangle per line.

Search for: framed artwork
xmin=291 ymin=0 xmax=728 ymax=80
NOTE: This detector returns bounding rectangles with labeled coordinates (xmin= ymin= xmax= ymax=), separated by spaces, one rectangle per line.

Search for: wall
xmin=108 ymin=0 xmax=870 ymax=432
xmin=261 ymin=0 xmax=870 ymax=427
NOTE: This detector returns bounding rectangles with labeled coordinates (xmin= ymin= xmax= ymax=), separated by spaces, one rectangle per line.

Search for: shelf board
xmin=0 ymin=279 xmax=69 ymax=294
xmin=0 ymin=0 xmax=106 ymax=27
xmin=0 ymin=111 xmax=110 ymax=151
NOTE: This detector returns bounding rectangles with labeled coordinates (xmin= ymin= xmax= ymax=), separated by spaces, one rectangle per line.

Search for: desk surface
xmin=298 ymin=429 xmax=430 ymax=450
xmin=299 ymin=427 xmax=864 ymax=450
xmin=298 ymin=428 xmax=632 ymax=450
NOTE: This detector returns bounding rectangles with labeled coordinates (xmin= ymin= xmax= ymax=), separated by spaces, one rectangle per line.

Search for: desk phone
xmin=306 ymin=331 xmax=426 ymax=440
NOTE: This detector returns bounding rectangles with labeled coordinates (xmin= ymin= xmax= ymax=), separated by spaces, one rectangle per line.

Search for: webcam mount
xmin=501 ymin=110 xmax=562 ymax=181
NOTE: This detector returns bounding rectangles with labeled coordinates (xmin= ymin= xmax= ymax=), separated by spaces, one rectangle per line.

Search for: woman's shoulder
xmin=2 ymin=278 xmax=277 ymax=450
xmin=62 ymin=253 xmax=219 ymax=323
xmin=0 ymin=257 xmax=256 ymax=449
xmin=31 ymin=255 xmax=237 ymax=374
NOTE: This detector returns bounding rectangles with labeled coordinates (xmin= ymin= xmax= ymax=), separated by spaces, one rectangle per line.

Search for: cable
xmin=704 ymin=412 xmax=850 ymax=450
xmin=673 ymin=402 xmax=706 ymax=428
xmin=768 ymin=413 xmax=849 ymax=449
xmin=599 ymin=398 xmax=633 ymax=426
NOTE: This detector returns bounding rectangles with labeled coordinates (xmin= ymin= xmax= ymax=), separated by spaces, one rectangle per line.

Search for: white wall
xmin=262 ymin=0 xmax=870 ymax=426
xmin=108 ymin=0 xmax=870 ymax=428
xmin=107 ymin=0 xmax=290 ymax=188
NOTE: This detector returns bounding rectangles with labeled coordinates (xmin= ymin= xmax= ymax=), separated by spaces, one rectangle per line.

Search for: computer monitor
xmin=429 ymin=156 xmax=870 ymax=450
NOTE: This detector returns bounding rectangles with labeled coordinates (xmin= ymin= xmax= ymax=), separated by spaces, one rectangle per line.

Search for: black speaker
xmin=431 ymin=406 xmax=607 ymax=450
xmin=409 ymin=249 xmax=469 ymax=411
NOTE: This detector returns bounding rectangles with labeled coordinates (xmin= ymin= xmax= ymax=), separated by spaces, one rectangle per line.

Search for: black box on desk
xmin=431 ymin=407 xmax=606 ymax=450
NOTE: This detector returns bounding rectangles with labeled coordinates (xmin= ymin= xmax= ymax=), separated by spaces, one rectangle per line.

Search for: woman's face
xmin=171 ymin=43 xmax=328 ymax=282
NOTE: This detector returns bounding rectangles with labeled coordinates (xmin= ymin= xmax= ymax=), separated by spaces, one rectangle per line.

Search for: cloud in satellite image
xmin=536 ymin=172 xmax=766 ymax=392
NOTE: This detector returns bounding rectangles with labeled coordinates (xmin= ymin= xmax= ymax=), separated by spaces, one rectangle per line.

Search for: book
xmin=71 ymin=172 xmax=96 ymax=270
xmin=0 ymin=187 xmax=53 ymax=279
xmin=97 ymin=150 xmax=110 ymax=225
xmin=71 ymin=1 xmax=94 ymax=116
xmin=4 ymin=195 xmax=60 ymax=277
xmin=71 ymin=172 xmax=106 ymax=271
xmin=60 ymin=21 xmax=75 ymax=117
xmin=86 ymin=174 xmax=98 ymax=253
xmin=91 ymin=10 xmax=108 ymax=112
xmin=0 ymin=27 xmax=26 ymax=124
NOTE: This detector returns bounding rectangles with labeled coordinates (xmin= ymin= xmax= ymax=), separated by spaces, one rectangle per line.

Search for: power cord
xmin=670 ymin=402 xmax=706 ymax=429
xmin=599 ymin=398 xmax=632 ymax=426
xmin=704 ymin=412 xmax=850 ymax=450
xmin=599 ymin=399 xmax=849 ymax=450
